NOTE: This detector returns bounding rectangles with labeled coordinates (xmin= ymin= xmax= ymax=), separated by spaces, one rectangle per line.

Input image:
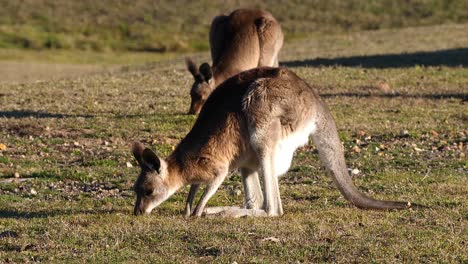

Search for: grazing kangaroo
xmin=186 ymin=8 xmax=283 ymax=114
xmin=133 ymin=67 xmax=420 ymax=217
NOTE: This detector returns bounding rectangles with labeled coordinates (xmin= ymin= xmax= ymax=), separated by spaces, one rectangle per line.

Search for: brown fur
xmin=133 ymin=67 xmax=421 ymax=216
xmin=186 ymin=9 xmax=283 ymax=114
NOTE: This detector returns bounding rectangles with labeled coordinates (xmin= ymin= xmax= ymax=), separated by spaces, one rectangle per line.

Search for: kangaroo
xmin=133 ymin=67 xmax=420 ymax=217
xmin=186 ymin=8 xmax=283 ymax=114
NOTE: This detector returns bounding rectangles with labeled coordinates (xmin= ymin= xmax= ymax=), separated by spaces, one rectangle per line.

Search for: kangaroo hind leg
xmin=241 ymin=168 xmax=264 ymax=209
xmin=256 ymin=17 xmax=283 ymax=67
xmin=252 ymin=119 xmax=284 ymax=216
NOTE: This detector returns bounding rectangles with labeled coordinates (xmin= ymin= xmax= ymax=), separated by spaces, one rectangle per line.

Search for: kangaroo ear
xmin=142 ymin=148 xmax=161 ymax=173
xmin=199 ymin=63 xmax=213 ymax=82
xmin=186 ymin=57 xmax=199 ymax=77
xmin=132 ymin=141 xmax=145 ymax=165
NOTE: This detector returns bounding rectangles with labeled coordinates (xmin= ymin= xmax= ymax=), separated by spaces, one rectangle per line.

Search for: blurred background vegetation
xmin=0 ymin=0 xmax=467 ymax=53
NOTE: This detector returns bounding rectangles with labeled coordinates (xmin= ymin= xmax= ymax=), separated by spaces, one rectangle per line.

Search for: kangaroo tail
xmin=311 ymin=102 xmax=424 ymax=210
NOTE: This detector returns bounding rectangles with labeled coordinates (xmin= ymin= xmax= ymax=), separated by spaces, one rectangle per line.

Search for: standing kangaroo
xmin=186 ymin=8 xmax=283 ymax=114
xmin=132 ymin=67 xmax=420 ymax=217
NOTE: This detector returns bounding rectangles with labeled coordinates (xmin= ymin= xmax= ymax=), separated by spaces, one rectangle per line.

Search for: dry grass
xmin=0 ymin=23 xmax=467 ymax=262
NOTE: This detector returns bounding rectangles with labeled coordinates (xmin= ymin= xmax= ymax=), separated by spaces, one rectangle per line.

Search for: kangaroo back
xmin=209 ymin=9 xmax=283 ymax=81
xmin=186 ymin=9 xmax=283 ymax=115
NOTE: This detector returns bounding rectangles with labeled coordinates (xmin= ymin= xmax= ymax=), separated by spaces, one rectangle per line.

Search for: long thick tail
xmin=311 ymin=102 xmax=423 ymax=210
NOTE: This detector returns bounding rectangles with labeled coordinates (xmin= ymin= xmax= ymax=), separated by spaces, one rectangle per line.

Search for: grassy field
xmin=0 ymin=49 xmax=179 ymax=84
xmin=0 ymin=22 xmax=467 ymax=262
xmin=1 ymin=0 xmax=468 ymax=52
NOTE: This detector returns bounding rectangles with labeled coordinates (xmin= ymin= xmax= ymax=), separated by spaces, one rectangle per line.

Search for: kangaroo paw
xmin=203 ymin=207 xmax=268 ymax=218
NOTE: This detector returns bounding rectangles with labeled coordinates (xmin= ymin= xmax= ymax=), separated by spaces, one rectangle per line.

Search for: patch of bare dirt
xmin=0 ymin=62 xmax=109 ymax=84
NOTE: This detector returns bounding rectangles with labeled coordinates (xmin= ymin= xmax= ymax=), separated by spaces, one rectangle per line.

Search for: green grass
xmin=0 ymin=23 xmax=467 ymax=262
xmin=0 ymin=0 xmax=468 ymax=52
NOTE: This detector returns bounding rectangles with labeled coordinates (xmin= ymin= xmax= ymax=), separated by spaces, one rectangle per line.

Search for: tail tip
xmin=407 ymin=201 xmax=427 ymax=210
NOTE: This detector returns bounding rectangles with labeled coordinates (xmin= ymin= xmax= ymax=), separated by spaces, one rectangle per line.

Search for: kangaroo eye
xmin=145 ymin=189 xmax=153 ymax=196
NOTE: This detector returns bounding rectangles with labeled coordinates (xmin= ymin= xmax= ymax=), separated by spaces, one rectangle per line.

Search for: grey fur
xmin=133 ymin=68 xmax=421 ymax=217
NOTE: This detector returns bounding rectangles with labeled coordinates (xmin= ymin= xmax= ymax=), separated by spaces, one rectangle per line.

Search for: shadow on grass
xmin=113 ymin=111 xmax=192 ymax=119
xmin=0 ymin=109 xmax=194 ymax=120
xmin=0 ymin=110 xmax=93 ymax=119
xmin=281 ymin=48 xmax=468 ymax=68
xmin=320 ymin=92 xmax=467 ymax=100
xmin=0 ymin=208 xmax=128 ymax=219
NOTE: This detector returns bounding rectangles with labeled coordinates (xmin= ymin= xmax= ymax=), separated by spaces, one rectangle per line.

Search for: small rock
xmin=351 ymin=169 xmax=360 ymax=175
xmin=0 ymin=143 xmax=6 ymax=151
xmin=30 ymin=188 xmax=37 ymax=195
xmin=400 ymin=130 xmax=410 ymax=137
xmin=351 ymin=146 xmax=361 ymax=153
xmin=377 ymin=82 xmax=392 ymax=93
xmin=261 ymin=237 xmax=280 ymax=243
xmin=73 ymin=141 xmax=80 ymax=147
xmin=14 ymin=172 xmax=20 ymax=178
xmin=230 ymin=189 xmax=242 ymax=196
xmin=414 ymin=147 xmax=424 ymax=152
xmin=126 ymin=162 xmax=133 ymax=168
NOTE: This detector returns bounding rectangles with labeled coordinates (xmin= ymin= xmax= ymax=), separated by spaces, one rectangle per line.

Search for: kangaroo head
xmin=186 ymin=58 xmax=215 ymax=114
xmin=132 ymin=142 xmax=171 ymax=215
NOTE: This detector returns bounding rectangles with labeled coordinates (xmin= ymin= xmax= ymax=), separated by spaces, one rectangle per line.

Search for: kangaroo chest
xmin=273 ymin=121 xmax=317 ymax=177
